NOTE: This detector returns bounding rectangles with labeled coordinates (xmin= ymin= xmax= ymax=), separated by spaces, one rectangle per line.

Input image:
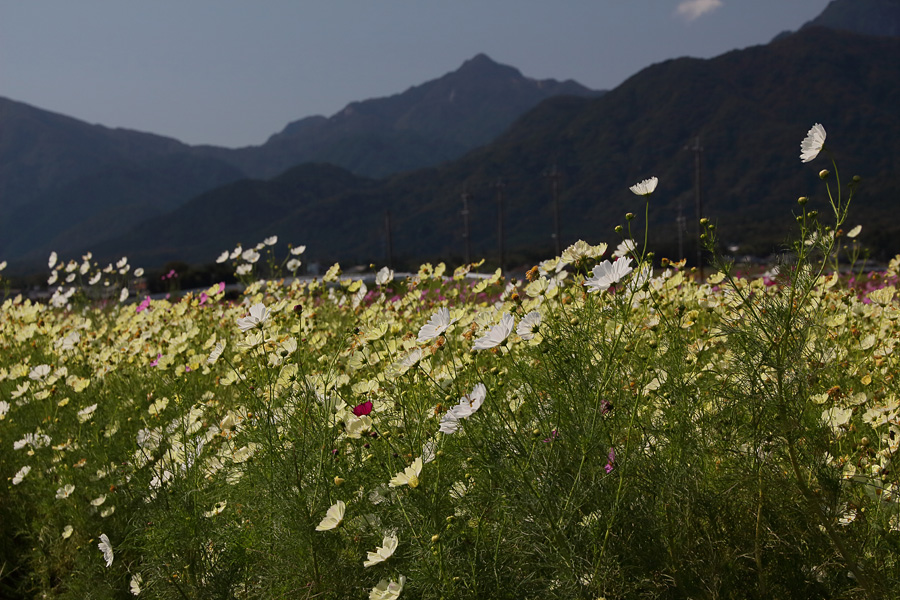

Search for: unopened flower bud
xmin=614 ymin=225 xmax=624 ymax=234
xmin=333 ymin=476 xmax=345 ymax=486
xmin=798 ymin=196 xmax=808 ymax=205
xmin=819 ymin=169 xmax=830 ymax=180
xmin=625 ymin=212 xmax=635 ymax=221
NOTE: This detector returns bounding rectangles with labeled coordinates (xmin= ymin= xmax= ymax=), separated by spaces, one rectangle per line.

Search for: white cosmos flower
xmin=129 ymin=573 xmax=143 ymax=595
xmin=800 ymin=123 xmax=826 ymax=163
xmin=439 ymin=383 xmax=487 ymax=434
xmin=473 ymin=313 xmax=515 ymax=350
xmin=119 ymin=287 xmax=129 ymax=303
xmin=846 ymin=225 xmax=862 ymax=238
xmin=216 ymin=251 xmax=229 ymax=263
xmin=629 ymin=176 xmax=658 ymax=196
xmin=230 ymin=246 xmax=242 ymax=260
xmin=584 ymin=257 xmax=634 ymax=293
xmin=133 ymin=268 xmax=144 ymax=277
xmin=62 ymin=525 xmax=74 ymax=539
xmin=364 ymin=534 xmax=399 ymax=567
xmin=290 ymin=245 xmax=306 ymax=255
xmin=116 ymin=257 xmax=128 ymax=269
xmin=29 ymin=364 xmax=52 ymax=380
xmin=56 ymin=484 xmax=75 ymax=499
xmin=287 ymin=258 xmax=302 ymax=272
xmin=452 ymin=383 xmax=486 ymax=419
xmin=422 ymin=439 xmax=437 ymax=464
xmin=207 ymin=342 xmax=225 ymax=364
xmin=417 ymin=307 xmax=457 ymax=343
xmin=315 ymin=500 xmax=346 ymax=531
xmin=57 ymin=331 xmax=80 ymax=352
xmin=47 ymin=270 xmax=59 ymax=285
xmin=517 ymin=310 xmax=541 ymax=340
xmin=77 ymin=404 xmax=98 ymax=423
xmin=237 ymin=303 xmax=270 ymax=331
xmin=370 ymin=575 xmax=406 ymax=600
xmin=88 ymin=272 xmax=102 ymax=285
xmin=12 ymin=465 xmax=31 ymax=485
xmin=235 ymin=264 xmax=252 ymax=276
xmin=389 ymin=457 xmax=423 ymax=488
xmin=438 ymin=412 xmax=461 ymax=435
xmin=264 ymin=235 xmax=278 ymax=246
xmin=48 ymin=251 xmax=58 ymax=269
xmin=375 ymin=266 xmax=394 ymax=285
xmin=241 ymin=249 xmax=260 ymax=264
xmin=98 ymin=533 xmax=114 ymax=567
xmin=612 ymin=239 xmax=636 ymax=259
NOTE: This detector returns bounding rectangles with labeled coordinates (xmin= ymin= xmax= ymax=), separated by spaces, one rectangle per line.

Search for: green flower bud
xmin=819 ymin=169 xmax=830 ymax=180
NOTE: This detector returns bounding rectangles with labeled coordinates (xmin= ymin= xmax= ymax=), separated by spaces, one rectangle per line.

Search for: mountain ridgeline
xmin=0 ymin=55 xmax=599 ymax=269
xmin=773 ymin=0 xmax=900 ymax=40
xmin=196 ymin=53 xmax=601 ymax=180
xmin=95 ymin=28 xmax=900 ymax=271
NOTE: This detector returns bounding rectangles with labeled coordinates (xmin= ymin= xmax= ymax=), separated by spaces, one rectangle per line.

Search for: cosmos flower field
xmin=1 ymin=126 xmax=899 ymax=599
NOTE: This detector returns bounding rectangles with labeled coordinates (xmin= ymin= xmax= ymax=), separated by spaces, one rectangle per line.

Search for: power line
xmin=494 ymin=178 xmax=506 ymax=275
xmin=684 ymin=136 xmax=704 ymax=278
xmin=460 ymin=186 xmax=472 ymax=264
xmin=544 ymin=164 xmax=562 ymax=256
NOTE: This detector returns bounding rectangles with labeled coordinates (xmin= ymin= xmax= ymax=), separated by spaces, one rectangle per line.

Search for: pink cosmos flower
xmin=352 ymin=401 xmax=373 ymax=417
xmin=136 ymin=296 xmax=151 ymax=313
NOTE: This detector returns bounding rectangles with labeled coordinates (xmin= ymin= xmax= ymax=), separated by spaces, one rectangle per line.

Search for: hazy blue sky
xmin=1 ymin=1 xmax=832 ymax=148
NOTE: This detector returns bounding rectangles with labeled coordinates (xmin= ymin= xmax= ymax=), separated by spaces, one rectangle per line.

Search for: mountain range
xmin=2 ymin=0 xmax=899 ymax=275
xmin=0 ymin=56 xmax=598 ymax=269
xmin=91 ymin=26 xmax=899 ymax=273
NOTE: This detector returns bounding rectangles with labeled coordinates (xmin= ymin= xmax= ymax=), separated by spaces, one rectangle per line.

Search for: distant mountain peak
xmin=454 ymin=53 xmax=522 ymax=78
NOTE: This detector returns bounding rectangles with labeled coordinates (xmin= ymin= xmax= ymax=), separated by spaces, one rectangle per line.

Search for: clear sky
xmin=1 ymin=0 xmax=832 ymax=148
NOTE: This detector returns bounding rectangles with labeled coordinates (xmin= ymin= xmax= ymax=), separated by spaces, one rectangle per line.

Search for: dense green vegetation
xmin=1 ymin=126 xmax=898 ymax=599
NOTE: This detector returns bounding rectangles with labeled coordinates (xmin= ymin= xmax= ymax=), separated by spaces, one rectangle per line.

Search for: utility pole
xmin=684 ymin=136 xmax=704 ymax=279
xmin=494 ymin=179 xmax=506 ymax=275
xmin=384 ymin=210 xmax=393 ymax=269
xmin=545 ymin=164 xmax=562 ymax=256
xmin=461 ymin=187 xmax=472 ymax=264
